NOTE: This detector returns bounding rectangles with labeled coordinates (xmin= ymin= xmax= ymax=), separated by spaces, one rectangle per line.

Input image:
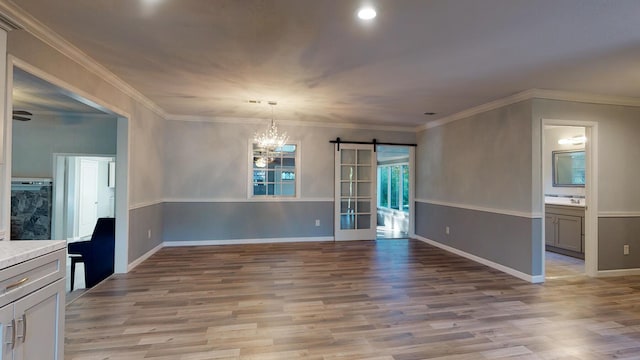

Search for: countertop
xmin=544 ymin=196 xmax=585 ymax=208
xmin=0 ymin=240 xmax=66 ymax=270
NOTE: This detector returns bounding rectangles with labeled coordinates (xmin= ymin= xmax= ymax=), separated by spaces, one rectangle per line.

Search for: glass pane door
xmin=335 ymin=144 xmax=376 ymax=240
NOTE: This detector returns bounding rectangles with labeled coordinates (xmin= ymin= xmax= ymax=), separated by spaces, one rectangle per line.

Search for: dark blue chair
xmin=67 ymin=218 xmax=115 ymax=289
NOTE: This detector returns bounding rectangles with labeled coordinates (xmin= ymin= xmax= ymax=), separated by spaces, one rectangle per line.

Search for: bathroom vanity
xmin=545 ymin=200 xmax=585 ymax=259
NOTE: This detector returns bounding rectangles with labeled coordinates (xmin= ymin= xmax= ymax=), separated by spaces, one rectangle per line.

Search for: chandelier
xmin=254 ymin=102 xmax=288 ymax=150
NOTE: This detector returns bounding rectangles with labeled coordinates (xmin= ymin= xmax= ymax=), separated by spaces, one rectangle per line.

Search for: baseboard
xmin=414 ymin=235 xmax=543 ymax=283
xmin=164 ymin=236 xmax=335 ymax=247
xmin=127 ymin=243 xmax=164 ymax=271
xmin=597 ymin=268 xmax=640 ymax=277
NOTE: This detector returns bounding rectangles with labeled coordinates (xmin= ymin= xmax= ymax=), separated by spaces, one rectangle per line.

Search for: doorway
xmin=376 ymin=146 xmax=410 ymax=239
xmin=7 ymin=61 xmax=130 ymax=295
xmin=542 ymin=120 xmax=598 ymax=279
xmin=52 ymin=155 xmax=115 ymax=242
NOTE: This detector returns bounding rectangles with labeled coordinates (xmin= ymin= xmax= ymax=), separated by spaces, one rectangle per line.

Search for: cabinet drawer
xmin=0 ymin=249 xmax=65 ymax=308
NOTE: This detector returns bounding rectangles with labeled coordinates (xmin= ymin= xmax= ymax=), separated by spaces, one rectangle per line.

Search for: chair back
xmin=91 ymin=217 xmax=116 ymax=243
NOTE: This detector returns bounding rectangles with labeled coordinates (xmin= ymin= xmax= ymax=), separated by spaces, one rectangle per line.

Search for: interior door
xmin=335 ymin=144 xmax=376 ymax=241
xmin=77 ymin=158 xmax=99 ymax=237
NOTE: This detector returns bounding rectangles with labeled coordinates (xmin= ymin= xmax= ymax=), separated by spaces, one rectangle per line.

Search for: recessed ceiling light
xmin=357 ymin=7 xmax=377 ymax=20
xmin=424 ymin=112 xmax=437 ymax=116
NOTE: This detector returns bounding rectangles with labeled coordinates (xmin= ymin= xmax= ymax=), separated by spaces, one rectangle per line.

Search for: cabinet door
xmin=13 ymin=279 xmax=64 ymax=360
xmin=0 ymin=303 xmax=14 ymax=360
xmin=556 ymin=215 xmax=582 ymax=252
xmin=544 ymin=215 xmax=556 ymax=246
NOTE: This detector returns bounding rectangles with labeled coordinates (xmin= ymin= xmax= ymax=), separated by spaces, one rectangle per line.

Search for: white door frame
xmin=4 ymin=57 xmax=131 ymax=274
xmin=541 ymin=119 xmax=598 ymax=278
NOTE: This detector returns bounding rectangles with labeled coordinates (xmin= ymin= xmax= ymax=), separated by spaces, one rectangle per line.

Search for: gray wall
xmin=163 ymin=202 xmax=333 ymax=241
xmin=163 ymin=120 xmax=415 ymax=242
xmin=533 ymin=99 xmax=640 ymax=270
xmin=415 ymin=100 xmax=542 ymax=276
xmin=416 ymin=202 xmax=541 ymax=275
xmin=164 ymin=120 xmax=416 ymax=199
xmin=8 ymin=30 xmax=165 ymax=265
xmin=129 ymin=203 xmax=163 ymax=262
xmin=416 ymin=100 xmax=534 ymax=213
xmin=12 ymin=114 xmax=117 ymax=178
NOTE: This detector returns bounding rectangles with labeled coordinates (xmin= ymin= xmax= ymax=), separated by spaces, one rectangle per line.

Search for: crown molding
xmin=416 ymin=89 xmax=536 ymax=132
xmin=416 ymin=88 xmax=640 ymax=132
xmin=167 ymin=114 xmax=417 ymax=133
xmin=0 ymin=11 xmax=21 ymax=31
xmin=529 ymin=89 xmax=640 ymax=107
xmin=0 ymin=1 xmax=167 ymax=118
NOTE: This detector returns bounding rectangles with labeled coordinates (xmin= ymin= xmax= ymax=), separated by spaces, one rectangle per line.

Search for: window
xmin=377 ymin=164 xmax=409 ymax=212
xmin=250 ymin=142 xmax=299 ymax=197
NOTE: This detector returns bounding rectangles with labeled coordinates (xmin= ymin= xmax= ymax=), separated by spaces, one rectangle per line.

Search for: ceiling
xmin=13 ymin=68 xmax=107 ymax=115
xmin=8 ymin=0 xmax=640 ymax=127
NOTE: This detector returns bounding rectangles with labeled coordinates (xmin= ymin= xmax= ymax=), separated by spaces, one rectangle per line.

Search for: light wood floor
xmin=66 ymin=240 xmax=640 ymax=359
xmin=545 ymin=251 xmax=585 ymax=280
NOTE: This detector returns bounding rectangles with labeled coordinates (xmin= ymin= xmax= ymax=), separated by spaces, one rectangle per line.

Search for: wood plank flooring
xmin=65 ymin=240 xmax=640 ymax=359
xmin=545 ymin=252 xmax=585 ymax=280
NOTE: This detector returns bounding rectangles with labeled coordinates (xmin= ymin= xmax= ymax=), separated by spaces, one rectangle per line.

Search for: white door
xmin=77 ymin=158 xmax=99 ymax=237
xmin=335 ymin=144 xmax=376 ymax=241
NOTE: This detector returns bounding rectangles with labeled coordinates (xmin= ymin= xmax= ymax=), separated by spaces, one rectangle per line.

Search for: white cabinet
xmin=0 ymin=249 xmax=65 ymax=360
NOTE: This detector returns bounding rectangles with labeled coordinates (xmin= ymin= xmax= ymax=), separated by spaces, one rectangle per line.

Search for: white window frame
xmin=248 ymin=140 xmax=301 ymax=199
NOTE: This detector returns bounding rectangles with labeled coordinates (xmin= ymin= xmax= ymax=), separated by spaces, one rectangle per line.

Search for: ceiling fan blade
xmin=12 ymin=115 xmax=31 ymax=121
xmin=12 ymin=110 xmax=32 ymax=116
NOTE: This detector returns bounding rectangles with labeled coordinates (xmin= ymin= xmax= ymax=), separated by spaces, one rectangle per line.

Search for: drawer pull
xmin=5 ymin=277 xmax=29 ymax=290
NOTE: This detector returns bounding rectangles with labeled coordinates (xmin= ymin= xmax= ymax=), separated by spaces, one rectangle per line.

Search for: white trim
xmin=164 ymin=236 xmax=334 ymax=247
xmin=598 ymin=211 xmax=640 ymax=218
xmin=127 ymin=243 xmax=164 ymax=271
xmin=11 ymin=57 xmax=130 ymax=117
xmin=409 ymin=147 xmax=416 ymax=238
xmin=417 ymin=90 xmax=535 ymax=131
xmin=414 ymin=235 xmax=543 ymax=283
xmin=168 ymin=114 xmax=417 ymax=133
xmin=129 ymin=200 xmax=164 ymax=210
xmin=163 ymin=197 xmax=334 ymax=203
xmin=597 ymin=268 xmax=640 ymax=277
xmin=415 ymin=198 xmax=541 ymax=219
xmin=0 ymin=2 xmax=166 ymax=118
xmin=417 ymin=89 xmax=640 ymax=132
xmin=26 ymin=110 xmax=116 ymax=119
xmin=532 ymin=89 xmax=640 ymax=108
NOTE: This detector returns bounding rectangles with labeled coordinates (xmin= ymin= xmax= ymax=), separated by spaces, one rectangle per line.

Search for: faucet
xmin=570 ymin=198 xmax=580 ymax=204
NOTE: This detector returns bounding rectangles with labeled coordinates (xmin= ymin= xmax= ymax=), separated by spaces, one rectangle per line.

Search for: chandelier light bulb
xmin=254 ymin=104 xmax=288 ymax=150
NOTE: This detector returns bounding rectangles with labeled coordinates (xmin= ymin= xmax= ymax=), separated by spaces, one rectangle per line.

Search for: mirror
xmin=553 ymin=150 xmax=585 ymax=187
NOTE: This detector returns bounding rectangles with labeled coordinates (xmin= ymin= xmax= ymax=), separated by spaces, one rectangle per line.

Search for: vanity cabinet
xmin=0 ymin=247 xmax=65 ymax=360
xmin=545 ymin=204 xmax=585 ymax=258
